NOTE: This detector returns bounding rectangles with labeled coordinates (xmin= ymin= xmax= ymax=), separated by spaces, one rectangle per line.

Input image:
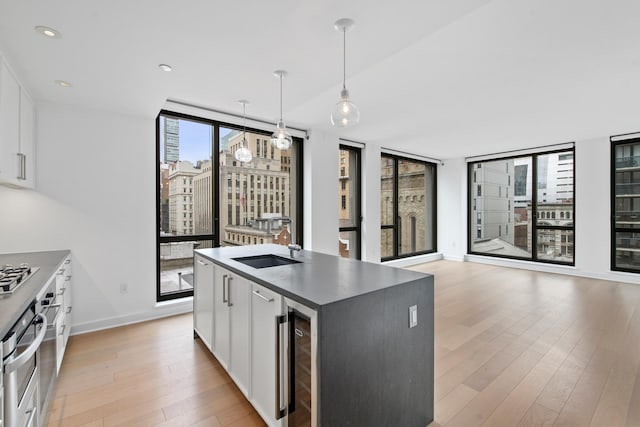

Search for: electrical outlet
xmin=409 ymin=305 xmax=417 ymax=328
xmin=120 ymin=283 xmax=128 ymax=294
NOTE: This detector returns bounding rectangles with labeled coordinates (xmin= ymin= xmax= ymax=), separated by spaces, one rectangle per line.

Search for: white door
xmin=228 ymin=274 xmax=251 ymax=396
xmin=250 ymin=283 xmax=283 ymax=427
xmin=194 ymin=255 xmax=215 ymax=350
xmin=19 ymin=88 xmax=35 ymax=188
xmin=0 ymin=61 xmax=20 ymax=185
xmin=213 ymin=266 xmax=231 ymax=368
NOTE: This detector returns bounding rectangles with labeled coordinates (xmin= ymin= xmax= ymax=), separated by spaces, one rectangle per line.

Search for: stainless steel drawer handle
xmin=17 ymin=153 xmax=26 ymax=180
xmin=197 ymin=260 xmax=208 ymax=266
xmin=57 ymin=269 xmax=64 ymax=275
xmin=58 ymin=288 xmax=66 ymax=295
xmin=65 ymin=259 xmax=71 ymax=264
xmin=59 ymin=324 xmax=66 ymax=336
xmin=222 ymin=275 xmax=228 ymax=303
xmin=25 ymin=407 xmax=36 ymax=427
xmin=66 ymin=306 xmax=72 ymax=314
xmin=252 ymin=290 xmax=274 ymax=303
xmin=227 ymin=276 xmax=233 ymax=307
xmin=65 ymin=275 xmax=71 ymax=281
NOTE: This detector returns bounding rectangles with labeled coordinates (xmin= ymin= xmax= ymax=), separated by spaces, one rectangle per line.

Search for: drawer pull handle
xmin=252 ymin=290 xmax=274 ymax=303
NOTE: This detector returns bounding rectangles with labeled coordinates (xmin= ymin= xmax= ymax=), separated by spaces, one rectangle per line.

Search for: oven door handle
xmin=4 ymin=313 xmax=47 ymax=374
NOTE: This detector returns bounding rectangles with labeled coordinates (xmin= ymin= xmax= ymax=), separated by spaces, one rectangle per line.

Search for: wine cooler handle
xmin=276 ymin=314 xmax=287 ymax=420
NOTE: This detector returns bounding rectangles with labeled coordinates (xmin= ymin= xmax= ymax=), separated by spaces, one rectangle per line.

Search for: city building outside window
xmin=380 ymin=153 xmax=437 ymax=261
xmin=338 ymin=145 xmax=362 ymax=259
xmin=157 ymin=111 xmax=303 ymax=302
xmin=611 ymin=136 xmax=640 ymax=272
xmin=467 ymin=148 xmax=575 ymax=265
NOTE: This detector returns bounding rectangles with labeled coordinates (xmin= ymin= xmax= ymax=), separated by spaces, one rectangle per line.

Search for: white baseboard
xmin=443 ymin=254 xmax=465 ymax=262
xmin=464 ymin=254 xmax=640 ymax=285
xmin=383 ymin=252 xmax=443 ymax=268
xmin=70 ymin=297 xmax=194 ymax=336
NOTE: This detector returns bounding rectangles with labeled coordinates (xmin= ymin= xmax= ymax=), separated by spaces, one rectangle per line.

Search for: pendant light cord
xmin=242 ymin=103 xmax=247 ymax=145
xmin=279 ymin=74 xmax=284 ymax=121
xmin=343 ymin=28 xmax=347 ymax=90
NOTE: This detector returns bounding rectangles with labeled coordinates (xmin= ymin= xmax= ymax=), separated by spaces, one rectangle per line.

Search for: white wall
xmin=0 ymin=101 xmax=192 ymax=334
xmin=303 ymin=130 xmax=340 ymax=255
xmin=437 ymin=157 xmax=467 ymax=261
xmin=438 ymin=137 xmax=640 ymax=285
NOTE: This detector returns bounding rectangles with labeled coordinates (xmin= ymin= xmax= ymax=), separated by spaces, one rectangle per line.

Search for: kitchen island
xmin=194 ymin=244 xmax=434 ymax=427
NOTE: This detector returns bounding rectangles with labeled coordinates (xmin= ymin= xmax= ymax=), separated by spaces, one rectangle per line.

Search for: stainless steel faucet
xmin=266 ymin=217 xmax=302 ymax=257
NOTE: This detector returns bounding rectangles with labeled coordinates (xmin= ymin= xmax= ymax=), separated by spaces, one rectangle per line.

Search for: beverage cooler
xmin=277 ymin=298 xmax=317 ymax=427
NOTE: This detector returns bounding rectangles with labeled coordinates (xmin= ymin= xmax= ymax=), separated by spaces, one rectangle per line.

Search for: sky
xmin=160 ymin=117 xmax=234 ymax=164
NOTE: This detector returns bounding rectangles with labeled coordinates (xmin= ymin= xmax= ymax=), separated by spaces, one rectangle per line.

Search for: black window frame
xmin=611 ymin=136 xmax=640 ymax=273
xmin=156 ymin=110 xmax=304 ymax=302
xmin=381 ymin=153 xmax=438 ymax=262
xmin=466 ymin=147 xmax=575 ymax=266
xmin=338 ymin=144 xmax=362 ymax=260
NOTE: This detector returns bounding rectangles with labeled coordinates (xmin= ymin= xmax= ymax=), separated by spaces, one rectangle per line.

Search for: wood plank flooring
xmin=46 ymin=260 xmax=640 ymax=426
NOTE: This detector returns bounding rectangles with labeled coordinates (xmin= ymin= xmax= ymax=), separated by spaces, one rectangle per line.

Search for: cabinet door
xmin=193 ymin=255 xmax=214 ymax=350
xmin=19 ymin=88 xmax=35 ymax=188
xmin=0 ymin=61 xmax=20 ymax=185
xmin=228 ymin=273 xmax=251 ymax=396
xmin=213 ymin=266 xmax=231 ymax=368
xmin=250 ymin=283 xmax=283 ymax=427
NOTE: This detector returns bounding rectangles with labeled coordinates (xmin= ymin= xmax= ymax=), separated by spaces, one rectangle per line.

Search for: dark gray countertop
xmin=0 ymin=250 xmax=70 ymax=338
xmin=195 ymin=244 xmax=431 ymax=309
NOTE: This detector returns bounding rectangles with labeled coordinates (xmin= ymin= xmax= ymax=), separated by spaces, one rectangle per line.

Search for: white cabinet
xmin=193 ymin=254 xmax=214 ymax=349
xmin=250 ymin=283 xmax=283 ymax=427
xmin=0 ymin=55 xmax=35 ymax=189
xmin=19 ymin=89 xmax=35 ymax=188
xmin=213 ymin=266 xmax=251 ymax=396
xmin=55 ymin=256 xmax=72 ymax=374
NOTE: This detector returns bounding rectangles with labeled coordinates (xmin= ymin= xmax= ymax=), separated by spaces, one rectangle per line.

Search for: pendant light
xmin=271 ymin=70 xmax=293 ymax=150
xmin=331 ymin=18 xmax=360 ymax=127
xmin=234 ymin=100 xmax=253 ymax=163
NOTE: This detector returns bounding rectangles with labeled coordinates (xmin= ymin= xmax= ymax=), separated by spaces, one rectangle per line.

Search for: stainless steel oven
xmin=2 ymin=304 xmax=46 ymax=427
xmin=37 ymin=281 xmax=60 ymax=419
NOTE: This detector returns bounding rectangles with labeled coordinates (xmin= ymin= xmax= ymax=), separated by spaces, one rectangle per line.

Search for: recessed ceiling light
xmin=54 ymin=80 xmax=72 ymax=88
xmin=158 ymin=64 xmax=172 ymax=72
xmin=35 ymin=26 xmax=61 ymax=38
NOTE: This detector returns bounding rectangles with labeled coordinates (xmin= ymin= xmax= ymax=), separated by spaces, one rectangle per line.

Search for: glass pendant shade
xmin=234 ymin=100 xmax=253 ymax=163
xmin=331 ymin=88 xmax=360 ymax=127
xmin=271 ymin=70 xmax=292 ymax=150
xmin=332 ymin=18 xmax=359 ymax=127
xmin=234 ymin=138 xmax=253 ymax=162
xmin=271 ymin=120 xmax=293 ymax=150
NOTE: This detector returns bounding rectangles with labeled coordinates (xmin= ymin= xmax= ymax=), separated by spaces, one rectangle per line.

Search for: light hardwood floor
xmin=46 ymin=260 xmax=640 ymax=426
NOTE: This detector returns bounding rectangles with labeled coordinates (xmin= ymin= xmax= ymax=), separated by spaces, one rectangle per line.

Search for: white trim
xmin=339 ymin=138 xmax=365 ymax=149
xmin=163 ymin=99 xmax=308 ymax=139
xmin=443 ymin=254 xmax=465 ymax=262
xmin=464 ymin=254 xmax=640 ymax=285
xmin=465 ymin=142 xmax=575 ymax=163
xmin=383 ymin=252 xmax=443 ymax=268
xmin=70 ymin=297 xmax=193 ymax=335
xmin=381 ymin=148 xmax=443 ymax=165
xmin=611 ymin=132 xmax=640 ymax=142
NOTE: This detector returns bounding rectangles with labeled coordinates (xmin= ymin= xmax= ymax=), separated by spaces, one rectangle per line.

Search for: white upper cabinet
xmin=0 ymin=54 xmax=36 ymax=189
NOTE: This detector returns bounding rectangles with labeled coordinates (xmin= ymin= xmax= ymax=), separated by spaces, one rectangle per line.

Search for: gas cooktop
xmin=0 ymin=264 xmax=40 ymax=294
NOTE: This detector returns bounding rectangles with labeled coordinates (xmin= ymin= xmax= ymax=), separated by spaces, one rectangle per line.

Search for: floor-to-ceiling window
xmin=156 ymin=111 xmax=303 ymax=301
xmin=380 ymin=154 xmax=437 ymax=261
xmin=468 ymin=148 xmax=575 ymax=265
xmin=338 ymin=145 xmax=361 ymax=259
xmin=612 ymin=137 xmax=640 ymax=272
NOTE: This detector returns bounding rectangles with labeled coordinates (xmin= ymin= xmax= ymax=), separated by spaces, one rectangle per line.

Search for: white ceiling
xmin=1 ymin=0 xmax=639 ymax=159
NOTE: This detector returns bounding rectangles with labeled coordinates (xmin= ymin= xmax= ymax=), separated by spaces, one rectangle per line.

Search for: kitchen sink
xmin=232 ymin=254 xmax=302 ymax=269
